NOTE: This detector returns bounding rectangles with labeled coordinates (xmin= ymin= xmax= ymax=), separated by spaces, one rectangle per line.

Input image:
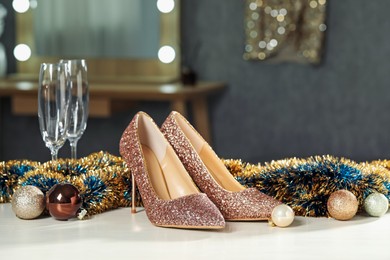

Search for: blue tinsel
xmin=2 ymin=152 xmax=389 ymax=218
xmin=225 ymin=155 xmax=390 ymax=217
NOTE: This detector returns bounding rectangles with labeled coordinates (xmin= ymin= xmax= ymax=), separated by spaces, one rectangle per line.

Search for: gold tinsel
xmin=17 ymin=151 xmax=137 ymax=218
xmin=1 ymin=152 xmax=389 ymax=219
xmin=0 ymin=160 xmax=40 ymax=203
xmin=223 ymin=155 xmax=390 ymax=217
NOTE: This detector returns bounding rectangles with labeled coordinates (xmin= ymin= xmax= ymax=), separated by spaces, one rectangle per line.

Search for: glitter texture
xmin=11 ymin=185 xmax=45 ymax=219
xmin=364 ymin=193 xmax=389 ymax=217
xmin=119 ymin=112 xmax=225 ymax=229
xmin=161 ymin=111 xmax=281 ymax=220
xmin=224 ymin=156 xmax=390 ymax=217
xmin=327 ymin=190 xmax=358 ymax=220
xmin=2 ymin=138 xmax=390 ymax=219
xmin=18 ymin=151 xmax=130 ymax=218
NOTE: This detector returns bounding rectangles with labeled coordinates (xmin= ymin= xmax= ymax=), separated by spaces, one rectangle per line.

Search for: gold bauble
xmin=11 ymin=185 xmax=45 ymax=220
xmin=327 ymin=189 xmax=358 ymax=221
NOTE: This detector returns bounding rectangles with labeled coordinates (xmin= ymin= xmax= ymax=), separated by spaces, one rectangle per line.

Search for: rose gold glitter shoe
xmin=161 ymin=111 xmax=282 ymax=221
xmin=119 ymin=112 xmax=225 ymax=229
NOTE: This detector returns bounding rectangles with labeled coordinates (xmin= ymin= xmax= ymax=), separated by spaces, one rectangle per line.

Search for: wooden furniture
xmin=0 ymin=79 xmax=225 ymax=143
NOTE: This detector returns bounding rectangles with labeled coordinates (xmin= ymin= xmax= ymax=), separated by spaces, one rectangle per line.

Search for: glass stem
xmin=70 ymin=139 xmax=78 ymax=159
xmin=50 ymin=148 xmax=58 ymax=161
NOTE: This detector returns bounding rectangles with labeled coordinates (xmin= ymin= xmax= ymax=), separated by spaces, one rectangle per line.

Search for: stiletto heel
xmin=131 ymin=173 xmax=137 ymax=214
xmin=120 ymin=111 xmax=225 ymax=229
xmin=161 ymin=111 xmax=282 ymax=221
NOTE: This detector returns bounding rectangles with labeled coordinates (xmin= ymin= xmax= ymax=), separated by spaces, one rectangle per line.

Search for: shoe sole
xmin=155 ymin=224 xmax=225 ymax=230
xmin=225 ymin=218 xmax=269 ymax=221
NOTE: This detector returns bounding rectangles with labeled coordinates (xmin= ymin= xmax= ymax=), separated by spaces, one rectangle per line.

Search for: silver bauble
xmin=364 ymin=193 xmax=389 ymax=217
xmin=11 ymin=185 xmax=45 ymax=220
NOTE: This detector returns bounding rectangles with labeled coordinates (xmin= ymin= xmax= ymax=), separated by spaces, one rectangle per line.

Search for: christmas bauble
xmin=327 ymin=189 xmax=358 ymax=221
xmin=271 ymin=204 xmax=295 ymax=227
xmin=11 ymin=185 xmax=45 ymax=219
xmin=364 ymin=193 xmax=389 ymax=217
xmin=46 ymin=183 xmax=82 ymax=220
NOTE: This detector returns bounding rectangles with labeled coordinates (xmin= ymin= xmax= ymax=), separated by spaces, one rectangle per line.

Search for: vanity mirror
xmin=14 ymin=0 xmax=180 ymax=83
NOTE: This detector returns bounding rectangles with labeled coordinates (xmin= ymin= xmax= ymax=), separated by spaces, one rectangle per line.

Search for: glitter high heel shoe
xmin=119 ymin=112 xmax=225 ymax=229
xmin=161 ymin=111 xmax=282 ymax=221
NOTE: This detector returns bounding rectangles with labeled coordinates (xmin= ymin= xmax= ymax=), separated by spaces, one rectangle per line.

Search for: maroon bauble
xmin=46 ymin=184 xmax=82 ymax=220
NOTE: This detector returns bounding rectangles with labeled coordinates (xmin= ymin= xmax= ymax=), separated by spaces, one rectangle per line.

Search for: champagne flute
xmin=60 ymin=59 xmax=89 ymax=159
xmin=38 ymin=63 xmax=70 ymax=161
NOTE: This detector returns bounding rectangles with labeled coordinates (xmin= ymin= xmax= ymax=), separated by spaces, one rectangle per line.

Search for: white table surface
xmin=0 ymin=203 xmax=389 ymax=260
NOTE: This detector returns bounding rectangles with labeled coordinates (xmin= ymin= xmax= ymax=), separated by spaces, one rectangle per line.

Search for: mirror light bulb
xmin=29 ymin=0 xmax=38 ymax=9
xmin=13 ymin=44 xmax=31 ymax=61
xmin=157 ymin=0 xmax=175 ymax=13
xmin=12 ymin=0 xmax=30 ymax=13
xmin=158 ymin=46 xmax=175 ymax=64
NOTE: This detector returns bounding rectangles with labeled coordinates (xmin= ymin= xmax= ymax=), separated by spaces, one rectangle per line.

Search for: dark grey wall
xmin=1 ymin=0 xmax=390 ymax=163
xmin=181 ymin=0 xmax=390 ymax=163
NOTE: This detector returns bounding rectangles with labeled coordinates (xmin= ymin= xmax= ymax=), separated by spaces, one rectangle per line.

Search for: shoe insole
xmin=142 ymin=144 xmax=199 ymax=201
xmin=174 ymin=113 xmax=244 ymax=192
xmin=199 ymin=143 xmax=245 ymax=192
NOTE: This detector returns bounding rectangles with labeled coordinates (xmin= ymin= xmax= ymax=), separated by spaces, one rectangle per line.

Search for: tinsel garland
xmin=1 ymin=151 xmax=141 ymax=218
xmin=1 ymin=152 xmax=389 ymax=218
xmin=0 ymin=160 xmax=39 ymax=203
xmin=223 ymin=155 xmax=390 ymax=217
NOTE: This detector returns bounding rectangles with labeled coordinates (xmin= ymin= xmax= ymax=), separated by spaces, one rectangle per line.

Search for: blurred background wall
xmin=1 ymin=0 xmax=390 ymax=163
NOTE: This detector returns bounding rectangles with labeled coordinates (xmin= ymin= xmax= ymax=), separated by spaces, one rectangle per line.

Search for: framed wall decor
xmin=244 ymin=0 xmax=327 ymax=64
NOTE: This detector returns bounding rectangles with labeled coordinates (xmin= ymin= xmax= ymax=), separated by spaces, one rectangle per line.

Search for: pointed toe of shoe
xmin=148 ymin=194 xmax=225 ymax=229
xmin=219 ymin=188 xmax=282 ymax=221
xmin=161 ymin=111 xmax=282 ymax=223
